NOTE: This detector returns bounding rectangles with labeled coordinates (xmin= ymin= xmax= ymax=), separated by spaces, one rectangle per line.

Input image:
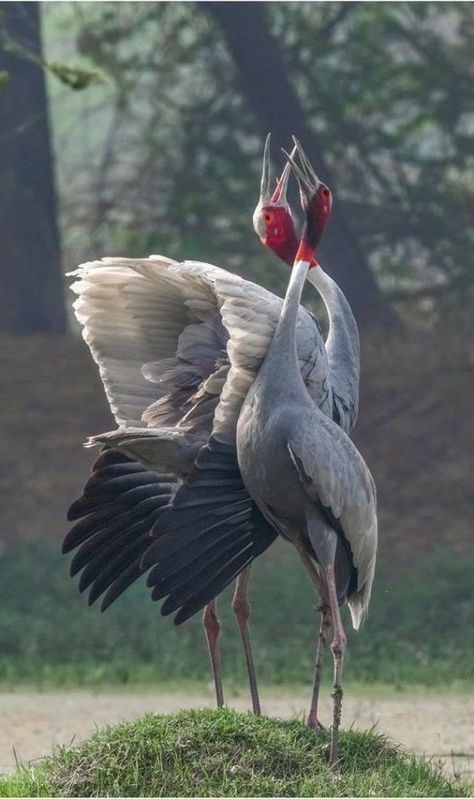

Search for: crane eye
xmin=264 ymin=212 xmax=272 ymax=223
xmin=322 ymin=187 xmax=330 ymax=197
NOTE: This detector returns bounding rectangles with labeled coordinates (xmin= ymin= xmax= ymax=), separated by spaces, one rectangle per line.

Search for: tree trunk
xmin=0 ymin=2 xmax=66 ymax=334
xmin=203 ymin=2 xmax=398 ymax=328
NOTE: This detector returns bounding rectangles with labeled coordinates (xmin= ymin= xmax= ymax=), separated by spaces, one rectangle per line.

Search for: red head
xmin=253 ymin=134 xmax=332 ymax=267
xmin=253 ymin=134 xmax=299 ymax=266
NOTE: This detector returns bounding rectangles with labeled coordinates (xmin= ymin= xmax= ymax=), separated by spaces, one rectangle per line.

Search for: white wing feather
xmin=70 ymin=256 xmax=193 ymax=427
xmin=71 ymin=256 xmax=330 ymax=441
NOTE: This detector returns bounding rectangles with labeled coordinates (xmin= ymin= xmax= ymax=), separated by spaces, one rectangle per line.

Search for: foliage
xmin=46 ymin=62 xmax=104 ymax=91
xmin=41 ymin=2 xmax=474 ymax=313
xmin=0 ymin=14 xmax=103 ymax=93
xmin=0 ymin=709 xmax=465 ymax=797
xmin=0 ymin=542 xmax=471 ymax=688
xmin=274 ymin=2 xmax=474 ymax=308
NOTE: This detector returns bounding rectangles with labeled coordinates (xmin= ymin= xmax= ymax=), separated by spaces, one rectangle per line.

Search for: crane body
xmin=235 ymin=144 xmax=377 ymax=763
xmin=64 ymin=138 xmax=367 ymax=732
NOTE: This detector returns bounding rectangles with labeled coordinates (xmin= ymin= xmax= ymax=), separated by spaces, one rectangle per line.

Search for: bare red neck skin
xmin=295 ymin=239 xmax=317 ymax=265
xmin=266 ymin=234 xmax=318 ymax=268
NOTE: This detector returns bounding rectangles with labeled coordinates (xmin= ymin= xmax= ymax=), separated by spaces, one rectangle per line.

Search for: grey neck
xmin=265 ymin=258 xmax=311 ymax=368
xmin=308 ymin=267 xmax=358 ymax=343
xmin=308 ymin=266 xmax=360 ymax=376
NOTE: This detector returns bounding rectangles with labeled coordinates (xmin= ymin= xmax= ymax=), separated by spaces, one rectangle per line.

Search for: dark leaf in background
xmin=47 ymin=62 xmax=104 ymax=91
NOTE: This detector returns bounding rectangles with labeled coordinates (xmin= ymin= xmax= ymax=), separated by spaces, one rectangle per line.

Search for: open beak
xmin=282 ymin=136 xmax=321 ymax=205
xmin=259 ymin=133 xmax=272 ymax=201
xmin=259 ymin=133 xmax=296 ymax=206
xmin=270 ymin=159 xmax=292 ymax=204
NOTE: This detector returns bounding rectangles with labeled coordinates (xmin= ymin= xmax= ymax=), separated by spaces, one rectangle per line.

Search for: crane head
xmin=283 ymin=137 xmax=332 ymax=261
xmin=253 ymin=134 xmax=299 ymax=266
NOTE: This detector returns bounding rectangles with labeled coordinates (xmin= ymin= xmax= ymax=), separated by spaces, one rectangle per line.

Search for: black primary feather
xmin=63 ymin=448 xmax=177 ymax=607
xmin=141 ymin=436 xmax=277 ymax=624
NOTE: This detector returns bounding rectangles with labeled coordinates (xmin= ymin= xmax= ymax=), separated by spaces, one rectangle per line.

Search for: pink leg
xmin=325 ymin=563 xmax=347 ymax=765
xmin=202 ymin=600 xmax=224 ymax=708
xmin=307 ymin=604 xmax=331 ymax=729
xmin=232 ymin=566 xmax=261 ymax=716
xmin=297 ymin=549 xmax=330 ymax=730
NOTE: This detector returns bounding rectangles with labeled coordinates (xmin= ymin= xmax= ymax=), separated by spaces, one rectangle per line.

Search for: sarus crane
xmin=142 ymin=142 xmax=378 ymax=765
xmin=63 ymin=137 xmax=361 ymax=727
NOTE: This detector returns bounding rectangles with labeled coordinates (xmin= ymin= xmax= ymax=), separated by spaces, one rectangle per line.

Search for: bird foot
xmin=307 ymin=714 xmax=325 ymax=730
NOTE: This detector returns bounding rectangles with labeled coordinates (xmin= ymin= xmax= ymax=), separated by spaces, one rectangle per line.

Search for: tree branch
xmin=201 ymin=1 xmax=399 ymax=328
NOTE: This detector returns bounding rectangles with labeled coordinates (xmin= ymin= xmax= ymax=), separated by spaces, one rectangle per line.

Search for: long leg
xmin=325 ymin=563 xmax=347 ymax=765
xmin=231 ymin=566 xmax=261 ymax=716
xmin=307 ymin=604 xmax=331 ymax=729
xmin=296 ymin=547 xmax=330 ymax=730
xmin=202 ymin=600 xmax=224 ymax=708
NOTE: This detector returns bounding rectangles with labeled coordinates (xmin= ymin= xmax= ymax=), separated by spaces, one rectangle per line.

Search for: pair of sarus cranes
xmin=63 ymin=137 xmax=377 ymax=764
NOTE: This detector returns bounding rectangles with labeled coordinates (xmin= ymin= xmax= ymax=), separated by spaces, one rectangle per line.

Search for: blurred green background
xmin=0 ymin=2 xmax=473 ymax=689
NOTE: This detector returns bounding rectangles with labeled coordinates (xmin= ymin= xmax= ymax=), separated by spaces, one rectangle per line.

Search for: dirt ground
xmin=0 ymin=689 xmax=472 ymax=784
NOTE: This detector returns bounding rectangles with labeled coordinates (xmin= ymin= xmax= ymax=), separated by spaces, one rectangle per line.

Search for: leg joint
xmin=330 ymin=640 xmax=346 ymax=658
xmin=232 ymin=596 xmax=250 ymax=623
xmin=202 ymin=603 xmax=221 ymax=640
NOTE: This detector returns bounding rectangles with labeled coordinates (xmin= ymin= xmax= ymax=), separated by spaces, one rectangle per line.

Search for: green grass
xmin=0 ymin=542 xmax=472 ymax=688
xmin=0 ymin=709 xmax=466 ymax=797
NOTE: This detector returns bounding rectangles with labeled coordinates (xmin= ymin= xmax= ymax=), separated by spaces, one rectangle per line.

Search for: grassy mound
xmin=0 ymin=709 xmax=466 ymax=797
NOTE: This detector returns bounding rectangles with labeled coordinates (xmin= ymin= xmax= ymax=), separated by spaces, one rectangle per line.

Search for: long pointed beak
xmin=259 ymin=133 xmax=272 ymax=201
xmin=270 ymin=142 xmax=297 ymax=204
xmin=283 ymin=137 xmax=321 ymax=204
xmin=259 ymin=134 xmax=296 ymax=206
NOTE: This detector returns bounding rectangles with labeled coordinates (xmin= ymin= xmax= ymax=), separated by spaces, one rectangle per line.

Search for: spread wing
xmin=70 ymin=256 xmax=228 ymax=433
xmin=65 ymin=257 xmax=289 ymax=611
xmin=287 ymin=413 xmax=377 ymax=629
xmin=141 ymin=435 xmax=277 ymax=624
xmin=139 ymin=281 xmax=329 ymax=622
xmin=71 ymin=256 xmax=326 ymax=440
xmin=67 ymin=256 xmax=332 ymax=620
xmin=211 ymin=271 xmax=329 ymax=435
xmin=63 ymin=448 xmax=178 ymax=609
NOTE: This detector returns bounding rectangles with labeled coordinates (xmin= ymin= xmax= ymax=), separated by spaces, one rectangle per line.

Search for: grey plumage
xmin=65 ymin=247 xmax=362 ymax=615
xmin=235 ymin=250 xmax=377 ymax=762
xmin=235 ymin=141 xmax=377 ymax=761
xmin=63 ymin=138 xmax=373 ymax=749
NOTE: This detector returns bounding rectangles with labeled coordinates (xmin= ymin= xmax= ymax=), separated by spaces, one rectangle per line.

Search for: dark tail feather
xmin=68 ymin=499 xmax=163 ymax=573
xmin=67 ymin=481 xmax=174 ymax=525
xmin=174 ymin=549 xmax=254 ymax=625
xmin=87 ymin=532 xmax=159 ymax=605
xmin=150 ymin=526 xmax=252 ymax=603
xmin=63 ymin=448 xmax=177 ymax=608
xmin=77 ymin=514 xmax=159 ymax=593
xmin=100 ymin=558 xmax=146 ymax=611
xmin=142 ymin=500 xmax=250 ymax=570
xmin=141 ymin=436 xmax=277 ymax=623
xmin=91 ymin=450 xmax=131 ymax=470
xmin=159 ymin=538 xmax=252 ymax=615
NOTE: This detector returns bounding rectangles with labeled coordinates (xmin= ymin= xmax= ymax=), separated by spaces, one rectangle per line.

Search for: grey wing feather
xmin=212 ymin=273 xmax=330 ymax=436
xmin=72 ymin=256 xmax=333 ymax=450
xmin=320 ymin=274 xmax=360 ymax=433
xmin=287 ymin=413 xmax=377 ymax=630
xmin=86 ymin=427 xmax=203 ymax=477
